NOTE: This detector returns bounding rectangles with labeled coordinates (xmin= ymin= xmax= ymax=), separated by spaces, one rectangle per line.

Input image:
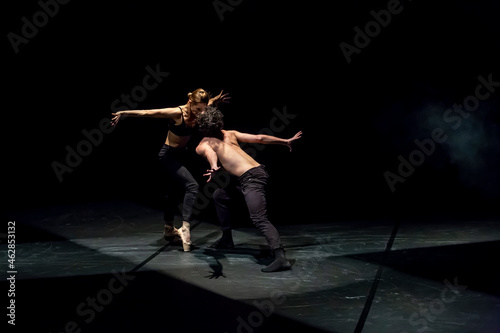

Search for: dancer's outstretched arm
xmin=111 ymin=107 xmax=181 ymax=126
xmin=230 ymin=130 xmax=302 ymax=152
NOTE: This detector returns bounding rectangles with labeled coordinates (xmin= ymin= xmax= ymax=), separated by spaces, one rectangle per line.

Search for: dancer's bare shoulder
xmin=222 ymin=130 xmax=240 ymax=146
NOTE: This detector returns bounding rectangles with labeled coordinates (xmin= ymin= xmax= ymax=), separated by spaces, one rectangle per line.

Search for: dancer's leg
xmin=240 ymin=167 xmax=281 ymax=250
xmin=239 ymin=166 xmax=290 ymax=272
xmin=173 ymin=165 xmax=199 ymax=251
xmin=158 ymin=146 xmax=199 ymax=250
xmin=210 ymin=185 xmax=239 ymax=248
xmin=174 ymin=165 xmax=199 ymax=224
xmin=159 ymin=152 xmax=183 ymax=240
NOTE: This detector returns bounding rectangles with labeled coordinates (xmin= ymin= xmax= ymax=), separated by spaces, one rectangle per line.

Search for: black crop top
xmin=169 ymin=107 xmax=196 ymax=136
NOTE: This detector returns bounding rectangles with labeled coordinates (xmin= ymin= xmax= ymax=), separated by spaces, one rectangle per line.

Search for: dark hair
xmin=197 ymin=105 xmax=224 ymax=140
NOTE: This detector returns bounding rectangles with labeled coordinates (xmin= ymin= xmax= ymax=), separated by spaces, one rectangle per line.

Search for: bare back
xmin=200 ymin=131 xmax=260 ymax=177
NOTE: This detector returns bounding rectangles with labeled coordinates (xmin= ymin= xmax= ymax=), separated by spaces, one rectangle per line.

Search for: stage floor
xmin=3 ymin=200 xmax=500 ymax=332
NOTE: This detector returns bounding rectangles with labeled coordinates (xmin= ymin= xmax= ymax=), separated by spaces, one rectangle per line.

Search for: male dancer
xmin=195 ymin=106 xmax=302 ymax=272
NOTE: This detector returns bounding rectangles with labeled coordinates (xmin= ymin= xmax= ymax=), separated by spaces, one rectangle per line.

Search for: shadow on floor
xmin=348 ymin=240 xmax=500 ymax=296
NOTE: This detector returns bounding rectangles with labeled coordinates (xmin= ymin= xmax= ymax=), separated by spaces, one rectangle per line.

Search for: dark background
xmin=5 ymin=0 xmax=500 ymax=225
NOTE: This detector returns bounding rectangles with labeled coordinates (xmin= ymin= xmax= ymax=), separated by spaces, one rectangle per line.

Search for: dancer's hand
xmin=111 ymin=112 xmax=125 ymax=126
xmin=209 ymin=90 xmax=231 ymax=106
xmin=203 ymin=166 xmax=221 ymax=182
xmin=286 ymin=131 xmax=303 ymax=152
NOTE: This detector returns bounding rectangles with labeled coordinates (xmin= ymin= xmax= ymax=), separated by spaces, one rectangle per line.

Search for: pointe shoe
xmin=177 ymin=226 xmax=192 ymax=252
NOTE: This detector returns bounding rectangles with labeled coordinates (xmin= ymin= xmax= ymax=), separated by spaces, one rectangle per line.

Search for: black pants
xmin=158 ymin=144 xmax=199 ymax=223
xmin=213 ymin=165 xmax=282 ymax=250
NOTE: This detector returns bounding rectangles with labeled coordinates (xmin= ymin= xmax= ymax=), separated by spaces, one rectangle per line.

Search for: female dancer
xmin=111 ymin=88 xmax=229 ymax=251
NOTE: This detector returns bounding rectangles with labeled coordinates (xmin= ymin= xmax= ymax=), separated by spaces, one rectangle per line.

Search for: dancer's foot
xmin=178 ymin=221 xmax=191 ymax=252
xmin=261 ymin=248 xmax=291 ymax=272
xmin=171 ymin=235 xmax=182 ymax=245
xmin=209 ymin=230 xmax=234 ymax=249
xmin=164 ymin=224 xmax=179 ymax=240
xmin=209 ymin=237 xmax=234 ymax=249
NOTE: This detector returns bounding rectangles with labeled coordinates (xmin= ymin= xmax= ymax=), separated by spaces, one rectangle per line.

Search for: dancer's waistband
xmin=238 ymin=165 xmax=267 ymax=182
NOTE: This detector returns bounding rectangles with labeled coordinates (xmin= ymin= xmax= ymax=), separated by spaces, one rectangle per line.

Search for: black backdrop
xmin=5 ymin=0 xmax=500 ymax=225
